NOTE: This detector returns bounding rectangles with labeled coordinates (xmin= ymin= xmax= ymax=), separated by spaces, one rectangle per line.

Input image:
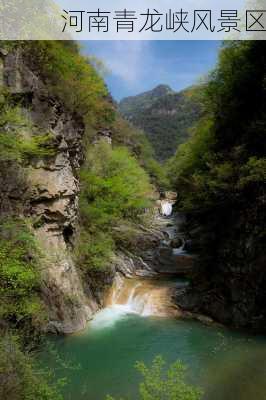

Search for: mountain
xmin=119 ymin=84 xmax=203 ymax=162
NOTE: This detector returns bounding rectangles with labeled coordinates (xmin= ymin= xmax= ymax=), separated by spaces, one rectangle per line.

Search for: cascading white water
xmin=160 ymin=200 xmax=173 ymax=216
xmin=90 ymin=196 xmax=181 ymax=329
xmin=90 ymin=276 xmax=180 ymax=329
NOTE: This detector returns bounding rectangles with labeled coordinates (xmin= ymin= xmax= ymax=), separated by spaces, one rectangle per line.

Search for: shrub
xmin=76 ymin=141 xmax=152 ymax=271
xmin=112 ymin=116 xmax=170 ymax=190
xmin=22 ymin=41 xmax=115 ymax=126
xmin=0 ymin=95 xmax=55 ymax=163
xmin=0 ymin=218 xmax=45 ymax=331
xmin=0 ymin=335 xmax=64 ymax=400
xmin=106 ymin=356 xmax=202 ymax=400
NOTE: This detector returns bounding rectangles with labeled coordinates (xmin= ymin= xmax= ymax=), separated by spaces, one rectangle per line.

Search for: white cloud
xmin=103 ymin=41 xmax=151 ymax=87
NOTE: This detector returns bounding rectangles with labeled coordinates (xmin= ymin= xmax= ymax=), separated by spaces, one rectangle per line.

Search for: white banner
xmin=0 ymin=0 xmax=266 ymax=40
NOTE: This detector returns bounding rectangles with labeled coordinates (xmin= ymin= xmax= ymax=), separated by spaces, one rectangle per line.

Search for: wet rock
xmin=170 ymin=238 xmax=183 ymax=248
xmin=112 ymin=252 xmax=157 ymax=279
xmin=156 ymin=247 xmax=195 ymax=275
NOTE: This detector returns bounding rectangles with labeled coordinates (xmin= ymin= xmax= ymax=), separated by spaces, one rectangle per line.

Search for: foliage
xmin=22 ymin=41 xmax=115 ymax=126
xmin=168 ymin=41 xmax=266 ymax=212
xmin=106 ymin=356 xmax=202 ymax=400
xmin=76 ymin=141 xmax=152 ymax=271
xmin=76 ymin=229 xmax=114 ymax=272
xmin=239 ymin=157 xmax=266 ymax=188
xmin=19 ymin=133 xmax=56 ymax=160
xmin=81 ymin=142 xmax=152 ymax=223
xmin=0 ymin=94 xmax=55 ymax=163
xmin=167 ymin=118 xmax=215 ymax=206
xmin=167 ymin=40 xmax=266 ymax=305
xmin=0 ymin=335 xmax=64 ymax=400
xmin=0 ymin=218 xmax=44 ymax=331
xmin=112 ymin=115 xmax=170 ymax=189
xmin=119 ymin=84 xmax=203 ymax=162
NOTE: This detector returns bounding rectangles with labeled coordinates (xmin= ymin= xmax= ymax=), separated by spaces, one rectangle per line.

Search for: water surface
xmin=41 ymin=278 xmax=266 ymax=400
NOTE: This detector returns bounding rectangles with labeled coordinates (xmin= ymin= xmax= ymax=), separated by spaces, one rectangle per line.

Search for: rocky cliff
xmin=0 ymin=46 xmax=167 ymax=334
xmin=175 ymin=211 xmax=266 ymax=333
xmin=0 ymin=47 xmax=99 ymax=333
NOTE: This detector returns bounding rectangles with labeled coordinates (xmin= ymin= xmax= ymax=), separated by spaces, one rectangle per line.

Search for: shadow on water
xmin=203 ymin=345 xmax=266 ymax=400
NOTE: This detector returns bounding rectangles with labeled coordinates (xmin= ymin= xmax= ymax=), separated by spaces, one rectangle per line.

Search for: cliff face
xmin=0 ymin=47 xmax=162 ymax=334
xmin=0 ymin=47 xmax=99 ymax=333
xmin=175 ymin=209 xmax=266 ymax=332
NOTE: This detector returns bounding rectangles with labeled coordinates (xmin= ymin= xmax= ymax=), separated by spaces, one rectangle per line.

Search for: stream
xmin=41 ymin=202 xmax=266 ymax=400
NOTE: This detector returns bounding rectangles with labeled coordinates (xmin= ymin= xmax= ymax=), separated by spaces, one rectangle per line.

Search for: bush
xmin=0 ymin=93 xmax=55 ymax=164
xmin=106 ymin=356 xmax=202 ymax=400
xmin=80 ymin=142 xmax=152 ymax=224
xmin=168 ymin=41 xmax=266 ymax=213
xmin=0 ymin=335 xmax=64 ymax=400
xmin=0 ymin=218 xmax=45 ymax=331
xmin=76 ymin=141 xmax=152 ymax=271
xmin=112 ymin=116 xmax=170 ymax=190
xmin=22 ymin=41 xmax=115 ymax=126
xmin=76 ymin=229 xmax=114 ymax=272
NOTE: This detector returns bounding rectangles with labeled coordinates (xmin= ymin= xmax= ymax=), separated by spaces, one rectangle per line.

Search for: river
xmin=41 ymin=203 xmax=266 ymax=400
xmin=41 ymin=279 xmax=266 ymax=400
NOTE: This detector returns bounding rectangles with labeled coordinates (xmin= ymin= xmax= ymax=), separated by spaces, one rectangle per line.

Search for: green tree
xmin=111 ymin=116 xmax=170 ymax=189
xmin=106 ymin=356 xmax=202 ymax=400
xmin=0 ymin=218 xmax=45 ymax=334
xmin=168 ymin=41 xmax=266 ymax=215
xmin=21 ymin=41 xmax=114 ymax=126
xmin=0 ymin=335 xmax=64 ymax=400
xmin=76 ymin=141 xmax=153 ymax=272
xmin=167 ymin=41 xmax=266 ymax=328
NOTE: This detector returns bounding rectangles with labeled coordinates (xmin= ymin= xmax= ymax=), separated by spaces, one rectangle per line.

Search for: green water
xmin=41 ymin=299 xmax=266 ymax=400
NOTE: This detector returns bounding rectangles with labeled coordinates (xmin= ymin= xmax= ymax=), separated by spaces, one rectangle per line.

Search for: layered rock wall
xmin=0 ymin=47 xmax=99 ymax=333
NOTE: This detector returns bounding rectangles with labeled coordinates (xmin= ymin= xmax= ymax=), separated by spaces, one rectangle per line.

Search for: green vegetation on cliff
xmin=77 ymin=141 xmax=152 ymax=271
xmin=22 ymin=41 xmax=114 ymax=126
xmin=168 ymin=41 xmax=266 ymax=329
xmin=0 ymin=218 xmax=45 ymax=337
xmin=112 ymin=116 xmax=170 ymax=189
xmin=0 ymin=91 xmax=55 ymax=163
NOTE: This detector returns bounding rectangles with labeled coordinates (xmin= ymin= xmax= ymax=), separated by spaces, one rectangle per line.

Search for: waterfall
xmin=160 ymin=201 xmax=173 ymax=216
xmin=90 ymin=194 xmax=183 ymax=330
xmin=90 ymin=276 xmax=180 ymax=329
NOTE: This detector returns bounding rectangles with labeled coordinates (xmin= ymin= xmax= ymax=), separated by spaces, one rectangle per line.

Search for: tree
xmin=106 ymin=356 xmax=202 ymax=400
xmin=76 ymin=141 xmax=153 ymax=271
xmin=0 ymin=335 xmax=64 ymax=400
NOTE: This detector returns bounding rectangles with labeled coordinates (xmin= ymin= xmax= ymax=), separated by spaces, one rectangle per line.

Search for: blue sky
xmin=81 ymin=41 xmax=221 ymax=101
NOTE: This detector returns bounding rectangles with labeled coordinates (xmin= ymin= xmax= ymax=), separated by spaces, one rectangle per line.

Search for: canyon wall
xmin=0 ymin=47 xmax=99 ymax=333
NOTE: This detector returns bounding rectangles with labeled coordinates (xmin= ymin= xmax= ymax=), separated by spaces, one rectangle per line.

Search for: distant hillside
xmin=119 ymin=84 xmax=203 ymax=162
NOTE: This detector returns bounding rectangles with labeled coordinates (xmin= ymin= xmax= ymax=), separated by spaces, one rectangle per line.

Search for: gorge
xmin=0 ymin=40 xmax=265 ymax=400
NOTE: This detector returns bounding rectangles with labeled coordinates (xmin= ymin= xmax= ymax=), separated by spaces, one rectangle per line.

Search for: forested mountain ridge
xmin=119 ymin=84 xmax=203 ymax=162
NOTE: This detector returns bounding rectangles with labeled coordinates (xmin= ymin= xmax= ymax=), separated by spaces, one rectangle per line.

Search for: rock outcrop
xmin=174 ymin=215 xmax=266 ymax=333
xmin=0 ymin=47 xmax=99 ymax=334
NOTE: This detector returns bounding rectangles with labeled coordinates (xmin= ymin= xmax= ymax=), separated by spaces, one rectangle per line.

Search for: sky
xmin=81 ymin=41 xmax=221 ymax=101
